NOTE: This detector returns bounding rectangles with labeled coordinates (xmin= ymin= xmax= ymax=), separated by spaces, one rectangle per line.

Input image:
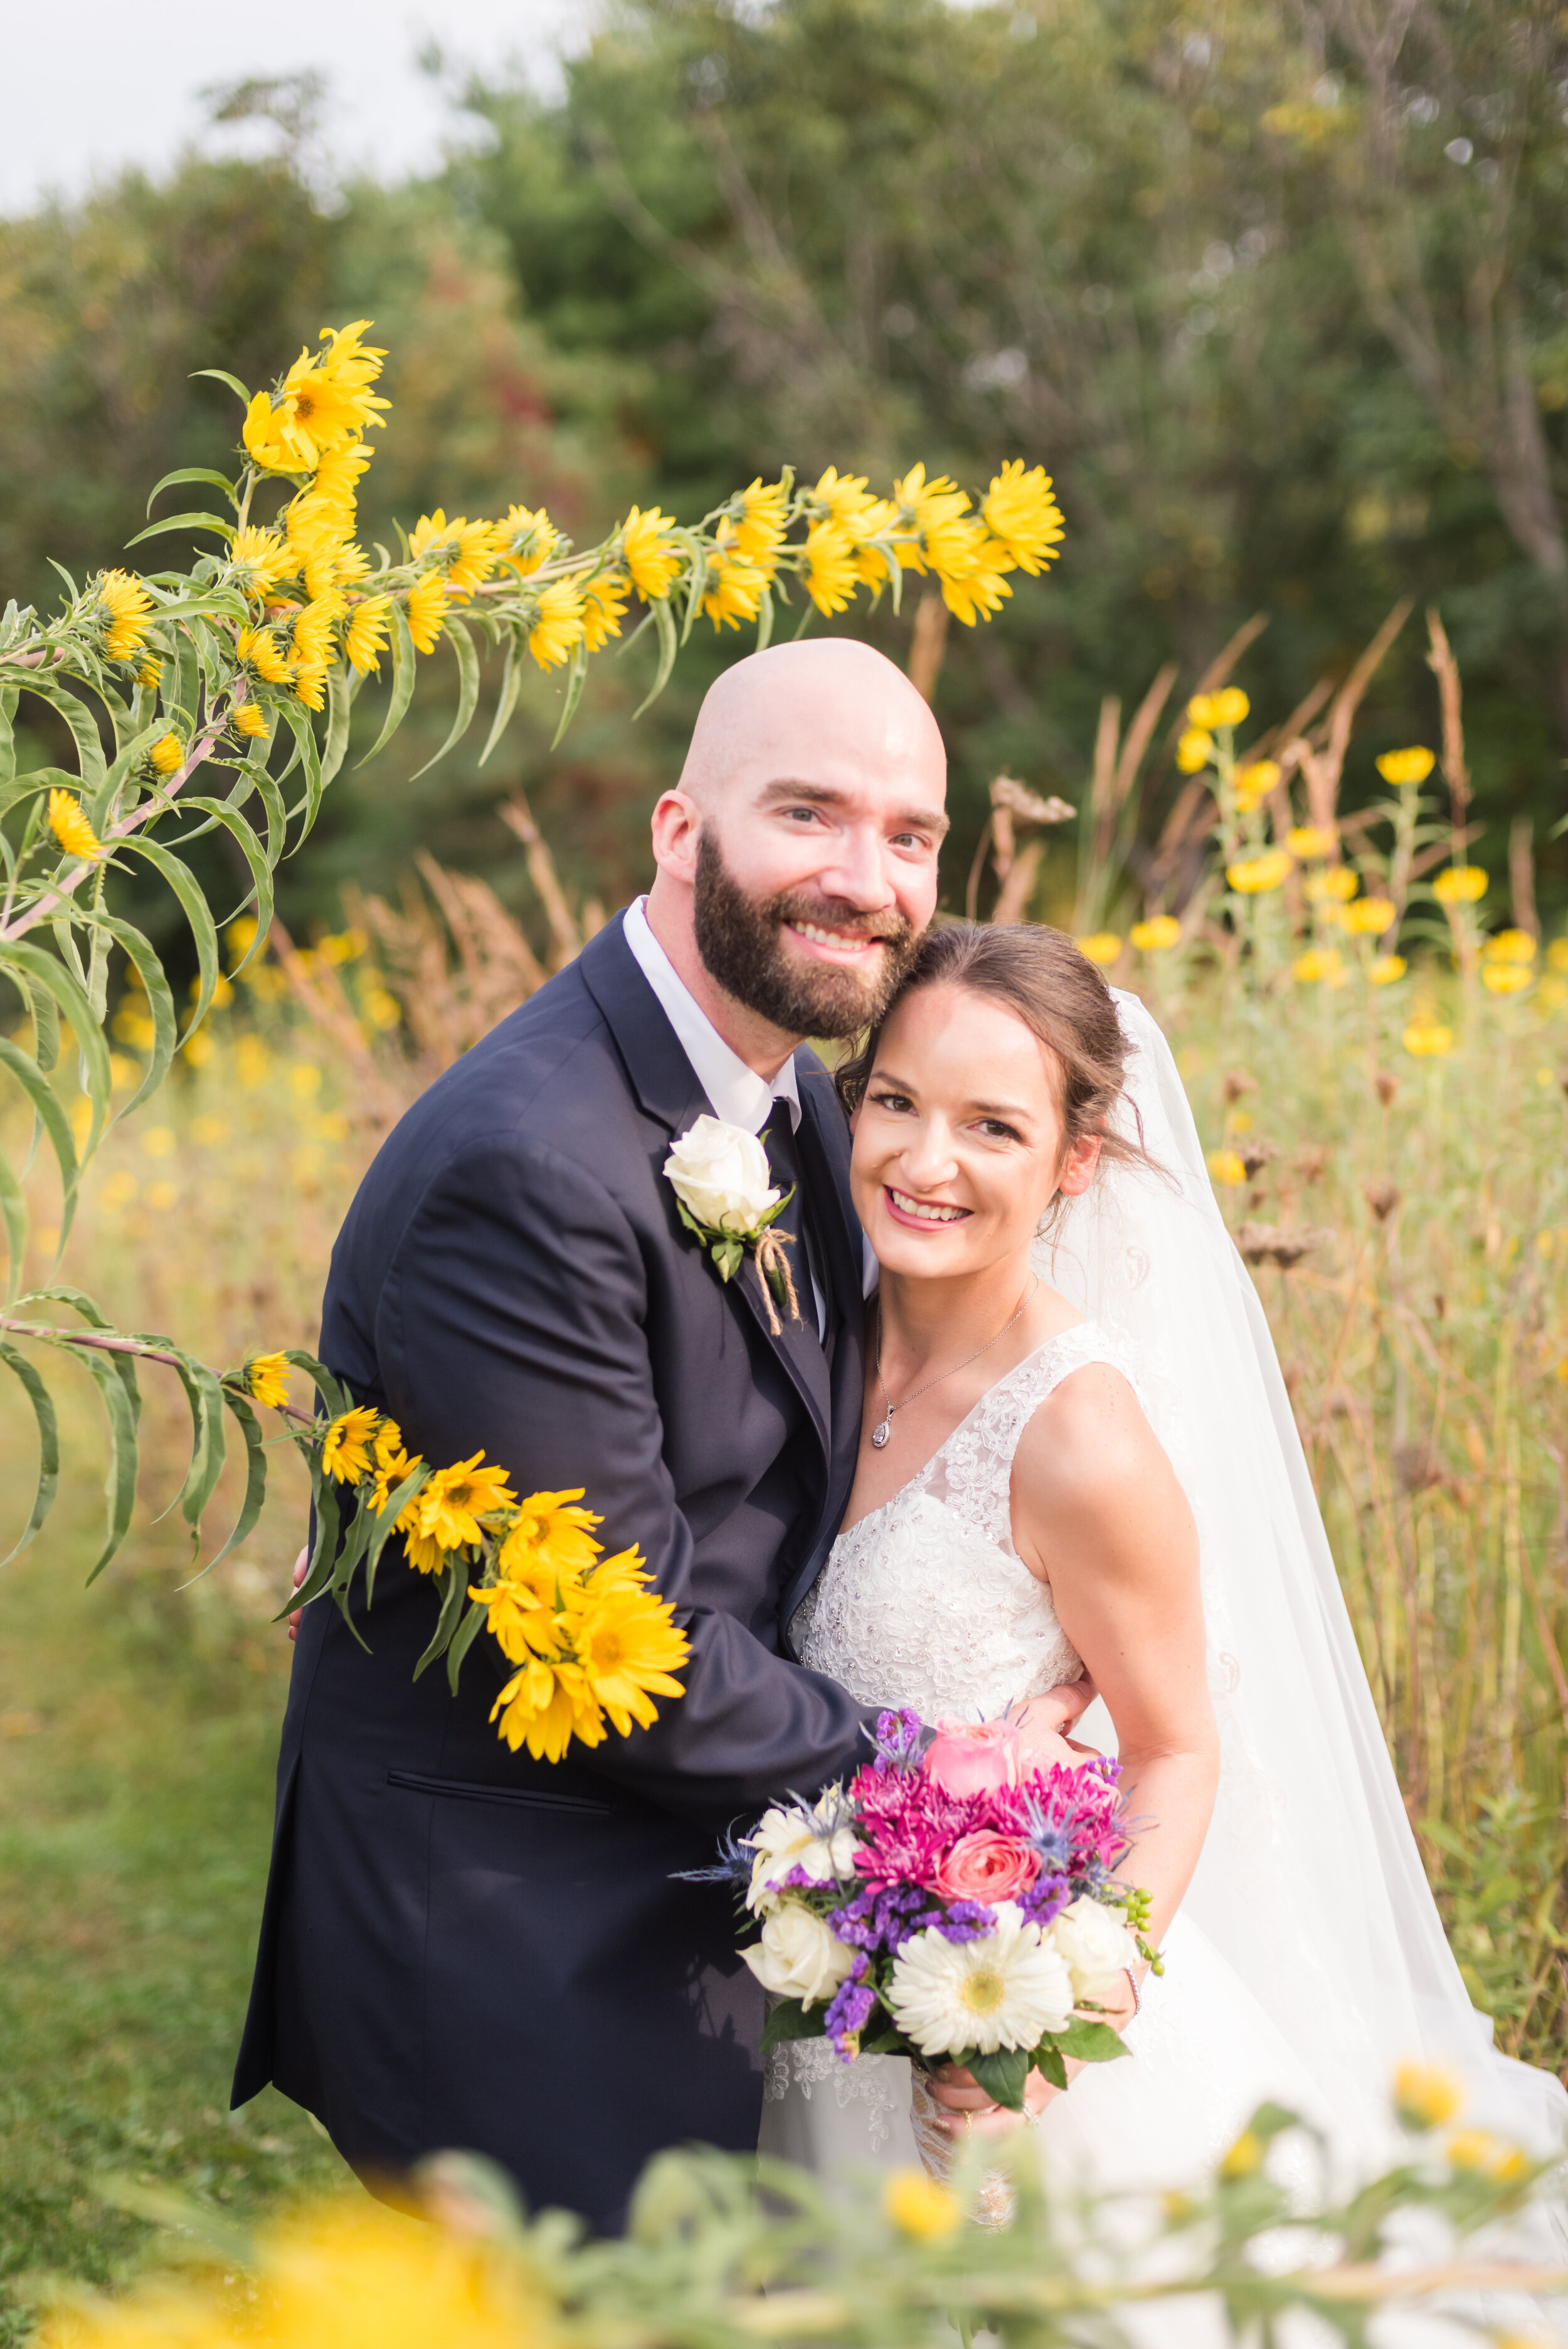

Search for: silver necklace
xmin=870 ymin=1277 xmax=1037 ymax=1450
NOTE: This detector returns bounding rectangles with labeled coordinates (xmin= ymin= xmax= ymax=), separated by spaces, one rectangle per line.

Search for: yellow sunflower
xmin=620 ymin=505 xmax=683 ymax=601
xmin=527 ymin=579 xmax=586 ymax=670
xmin=320 ymin=1404 xmax=381 ymax=1485
xmin=982 ymin=460 xmax=1065 ymax=575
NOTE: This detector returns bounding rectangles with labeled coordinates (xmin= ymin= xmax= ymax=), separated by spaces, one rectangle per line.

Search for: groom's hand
xmin=287 ymin=1546 xmax=307 ymax=1642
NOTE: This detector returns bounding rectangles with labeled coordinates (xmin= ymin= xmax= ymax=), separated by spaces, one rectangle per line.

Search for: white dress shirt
xmin=622 ymin=898 xmax=878 ymax=1331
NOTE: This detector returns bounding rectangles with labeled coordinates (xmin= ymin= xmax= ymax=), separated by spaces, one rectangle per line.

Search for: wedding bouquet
xmin=723 ymin=1710 xmax=1158 ymax=2111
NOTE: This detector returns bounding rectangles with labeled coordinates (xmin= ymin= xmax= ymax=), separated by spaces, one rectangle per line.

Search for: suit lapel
xmin=579 ymin=917 xmax=832 ymax=1456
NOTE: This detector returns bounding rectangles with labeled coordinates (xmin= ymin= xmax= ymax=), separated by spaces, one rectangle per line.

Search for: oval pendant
xmin=871 ymin=1417 xmax=891 ymax=1450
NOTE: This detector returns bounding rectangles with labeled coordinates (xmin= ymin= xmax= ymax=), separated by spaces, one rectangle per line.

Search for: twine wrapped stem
xmin=753 ymin=1226 xmax=801 ymax=1335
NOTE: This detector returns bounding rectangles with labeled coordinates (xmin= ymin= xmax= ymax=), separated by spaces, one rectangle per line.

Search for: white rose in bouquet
xmin=741 ymin=1902 xmax=857 ymax=2005
xmin=1049 ymin=1894 xmax=1140 ymax=2004
xmin=746 ymin=1794 xmax=862 ymax=1914
xmin=664 ymin=1117 xmax=780 ymax=1234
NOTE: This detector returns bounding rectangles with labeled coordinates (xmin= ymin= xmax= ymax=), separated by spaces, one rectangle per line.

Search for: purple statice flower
xmin=824 ymin=1964 xmax=878 ymax=2060
xmin=1016 ymin=1872 xmax=1072 ymax=1929
xmin=830 ymin=1881 xmax=934 ymax=1958
xmin=870 ymin=1707 xmax=925 ymax=1772
xmin=934 ymin=1900 xmax=996 ymax=1944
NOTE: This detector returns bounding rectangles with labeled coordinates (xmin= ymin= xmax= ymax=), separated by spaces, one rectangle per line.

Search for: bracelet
xmin=1123 ymin=1965 xmax=1142 ymax=2019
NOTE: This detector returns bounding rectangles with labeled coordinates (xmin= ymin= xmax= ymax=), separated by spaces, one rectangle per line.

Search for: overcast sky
xmin=1 ymin=0 xmax=591 ymax=216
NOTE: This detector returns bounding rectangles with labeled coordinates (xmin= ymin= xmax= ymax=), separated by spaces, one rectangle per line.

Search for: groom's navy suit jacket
xmin=232 ymin=914 xmax=876 ymax=2227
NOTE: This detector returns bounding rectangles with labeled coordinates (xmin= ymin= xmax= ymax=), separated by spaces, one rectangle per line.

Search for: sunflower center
xmin=961 ymin=1966 xmax=1004 ymax=2017
xmin=591 ymin=1629 xmax=624 ymax=1670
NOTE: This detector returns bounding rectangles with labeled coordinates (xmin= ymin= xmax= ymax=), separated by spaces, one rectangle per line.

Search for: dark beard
xmin=692 ymin=829 xmax=920 ymax=1040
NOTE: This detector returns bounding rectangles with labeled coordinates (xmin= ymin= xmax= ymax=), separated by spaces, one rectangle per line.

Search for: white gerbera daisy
xmin=887 ymin=1902 xmax=1074 ymax=2057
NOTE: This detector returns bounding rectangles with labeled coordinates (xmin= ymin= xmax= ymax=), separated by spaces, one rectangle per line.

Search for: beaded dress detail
xmin=789 ymin=1320 xmax=1141 ymax=1714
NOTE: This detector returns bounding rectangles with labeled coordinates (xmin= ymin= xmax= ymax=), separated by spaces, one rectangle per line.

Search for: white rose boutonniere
xmin=664 ymin=1114 xmax=802 ymax=1334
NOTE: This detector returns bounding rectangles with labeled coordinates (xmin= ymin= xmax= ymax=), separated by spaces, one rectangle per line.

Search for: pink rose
xmin=935 ymin=1830 xmax=1041 ymax=1906
xmin=924 ymin=1717 xmax=1022 ymax=1798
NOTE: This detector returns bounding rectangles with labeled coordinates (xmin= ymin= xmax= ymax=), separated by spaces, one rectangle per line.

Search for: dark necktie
xmin=763 ymin=1110 xmax=830 ymax=1347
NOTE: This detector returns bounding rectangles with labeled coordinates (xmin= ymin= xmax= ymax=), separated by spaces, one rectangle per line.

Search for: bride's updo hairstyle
xmin=835 ymin=919 xmax=1154 ymax=1215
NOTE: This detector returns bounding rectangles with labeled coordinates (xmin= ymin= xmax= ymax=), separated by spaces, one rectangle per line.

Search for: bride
xmin=758 ymin=917 xmax=1568 ymax=2193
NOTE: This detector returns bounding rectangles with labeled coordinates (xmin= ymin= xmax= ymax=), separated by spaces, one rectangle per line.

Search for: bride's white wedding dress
xmin=760 ymin=1318 xmax=1376 ymax=2190
xmin=759 ymin=991 xmax=1568 ymax=2219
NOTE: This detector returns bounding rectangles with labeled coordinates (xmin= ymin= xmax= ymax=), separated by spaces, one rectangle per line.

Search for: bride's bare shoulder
xmin=1011 ymin=1358 xmax=1182 ymax=1521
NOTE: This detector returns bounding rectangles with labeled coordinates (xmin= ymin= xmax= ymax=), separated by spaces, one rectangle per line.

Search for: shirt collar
xmin=622 ymin=896 xmax=801 ymax=1136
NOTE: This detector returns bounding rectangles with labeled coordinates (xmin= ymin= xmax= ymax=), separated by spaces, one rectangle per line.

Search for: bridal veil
xmin=1039 ymin=989 xmax=1568 ymax=2162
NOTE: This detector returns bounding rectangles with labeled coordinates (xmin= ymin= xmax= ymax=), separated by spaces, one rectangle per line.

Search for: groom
xmin=232 ymin=637 xmax=950 ymax=2228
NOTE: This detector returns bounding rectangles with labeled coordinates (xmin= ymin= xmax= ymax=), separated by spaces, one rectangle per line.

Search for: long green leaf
xmin=550 ymin=634 xmax=590 ymax=750
xmin=411 ymin=617 xmax=480 ymax=778
xmin=201 ymin=1388 xmax=268 ymax=1574
xmin=146 ymin=467 xmax=239 ymax=517
xmin=238 ymin=757 xmax=287 ymax=869
xmin=282 ymin=1347 xmax=348 ymax=1418
xmin=80 ymin=1344 xmax=141 ymax=1582
xmin=21 ymin=677 xmax=106 ymax=792
xmin=170 ymin=630 xmax=201 ymax=733
xmin=755 ymin=586 xmax=775 ymax=654
xmin=179 ymin=802 xmax=273 ymax=987
xmin=0 ymin=1340 xmax=60 ymax=1562
xmin=358 ymin=600 xmax=416 ymax=768
xmin=634 ymin=597 xmax=681 ymax=720
xmin=124 ymin=512 xmax=236 ymax=550
xmin=319 ymin=664 xmax=352 ymax=790
xmin=291 ymin=1461 xmax=343 ymax=1614
xmin=0 ymin=1147 xmax=28 ymax=1305
xmin=117 ymin=836 xmax=220 ymax=1032
xmin=363 ymin=1459 xmax=430 ymax=1609
xmin=415 ymin=1556 xmax=470 ymax=1680
xmin=153 ymin=1343 xmax=228 ymax=1541
xmin=191 ymin=367 xmax=253 ymax=405
xmin=97 ymin=915 xmax=177 ymax=1121
xmin=0 ymin=1038 xmax=80 ymax=1246
xmin=443 ymin=1591 xmax=492 ymax=1693
xmin=0 ymin=686 xmax=14 ymax=789
xmin=278 ymin=701 xmax=322 ymax=839
xmin=27 ymin=978 xmax=60 ymax=1073
xmin=1 ymin=939 xmax=113 ymax=1164
xmin=477 ymin=632 xmax=523 ymax=767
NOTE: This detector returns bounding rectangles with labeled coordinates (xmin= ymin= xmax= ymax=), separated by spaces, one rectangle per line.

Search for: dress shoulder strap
xmin=928 ymin=1321 xmax=1147 ymax=1554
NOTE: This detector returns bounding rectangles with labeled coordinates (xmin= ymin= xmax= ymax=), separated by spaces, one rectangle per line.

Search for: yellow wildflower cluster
xmin=470 ymin=1491 xmax=690 ymax=1763
xmin=1433 ymin=866 xmax=1487 ymax=906
xmin=89 ymin=568 xmax=156 ymax=665
xmin=1377 ymin=746 xmax=1435 ymax=787
xmin=302 ymin=1400 xmax=689 ymax=1759
xmin=204 ymin=321 xmax=1064 ymax=738
xmin=1131 ymin=914 xmax=1182 ymax=952
xmin=1481 ymin=926 xmax=1536 ymax=996
xmin=47 ymin=788 xmax=103 ymax=862
xmin=1226 ymin=848 xmax=1293 ymax=895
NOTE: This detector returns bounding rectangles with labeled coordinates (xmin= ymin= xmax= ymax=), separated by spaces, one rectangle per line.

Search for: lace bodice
xmin=790 ymin=1320 xmax=1145 ymax=1719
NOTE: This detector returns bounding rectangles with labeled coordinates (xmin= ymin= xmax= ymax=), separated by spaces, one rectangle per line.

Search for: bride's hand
xmin=926 ymin=2060 xmax=1061 ymax=2139
xmin=1012 ymin=1675 xmax=1098 ymax=1768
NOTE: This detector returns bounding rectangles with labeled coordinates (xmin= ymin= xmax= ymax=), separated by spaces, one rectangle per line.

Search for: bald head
xmin=677 ymin=637 xmax=946 ymax=812
xmin=645 ymin=634 xmax=948 ymax=1070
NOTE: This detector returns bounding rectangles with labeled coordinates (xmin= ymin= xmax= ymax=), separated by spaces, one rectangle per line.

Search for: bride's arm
xmin=1010 ymin=1360 xmax=1219 ymax=1958
xmin=927 ymin=1363 xmax=1217 ymax=2138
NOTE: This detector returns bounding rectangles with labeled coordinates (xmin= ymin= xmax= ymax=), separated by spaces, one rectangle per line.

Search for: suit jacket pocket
xmin=386 ymin=1768 xmax=612 ymax=1816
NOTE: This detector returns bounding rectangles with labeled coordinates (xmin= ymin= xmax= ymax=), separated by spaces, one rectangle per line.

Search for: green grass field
xmin=0 ymin=1459 xmax=349 ymax=2343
